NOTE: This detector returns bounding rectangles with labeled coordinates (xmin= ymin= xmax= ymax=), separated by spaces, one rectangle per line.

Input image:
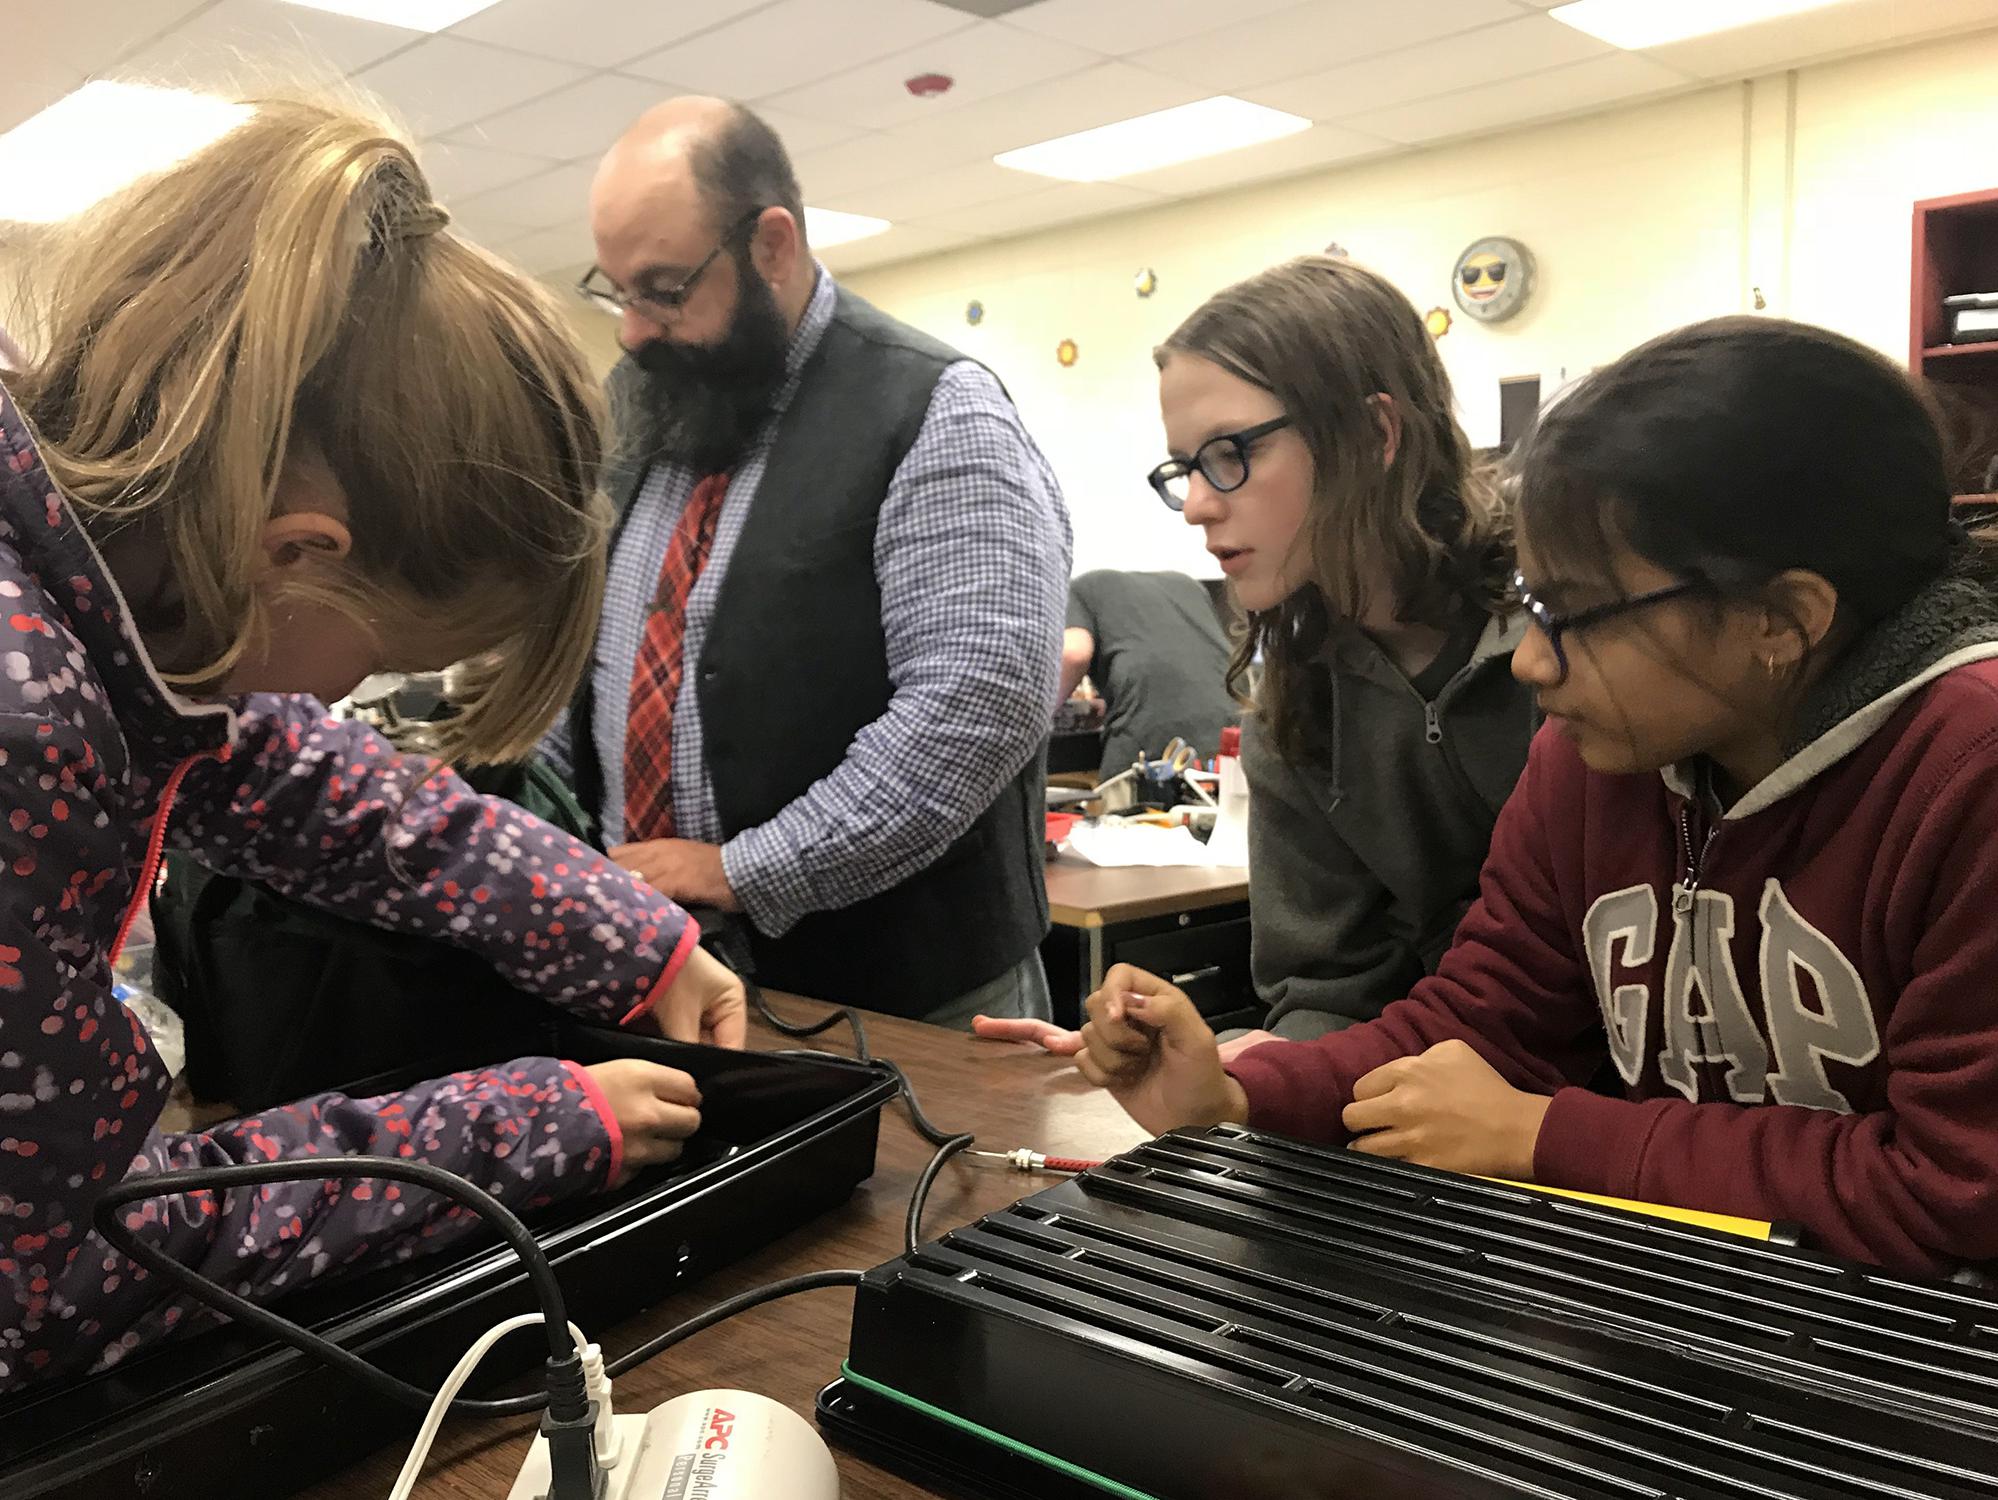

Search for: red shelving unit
xmin=1911 ymin=187 xmax=1998 ymax=494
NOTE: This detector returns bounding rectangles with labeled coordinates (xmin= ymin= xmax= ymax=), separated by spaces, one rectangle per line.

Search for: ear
xmin=1369 ymin=393 xmax=1403 ymax=471
xmin=259 ymin=512 xmax=353 ymax=574
xmin=1756 ymin=568 xmax=1840 ymax=670
xmin=750 ymin=205 xmax=802 ymax=288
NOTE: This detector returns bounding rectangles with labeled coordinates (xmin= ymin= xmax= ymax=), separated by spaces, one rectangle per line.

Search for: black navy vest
xmin=571 ymin=287 xmax=1048 ymax=1017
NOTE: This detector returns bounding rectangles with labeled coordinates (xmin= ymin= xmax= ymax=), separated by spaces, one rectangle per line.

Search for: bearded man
xmin=545 ymin=98 xmax=1071 ymax=1026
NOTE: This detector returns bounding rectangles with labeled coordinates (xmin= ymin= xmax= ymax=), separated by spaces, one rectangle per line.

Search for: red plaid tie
xmin=623 ymin=471 xmax=730 ymax=842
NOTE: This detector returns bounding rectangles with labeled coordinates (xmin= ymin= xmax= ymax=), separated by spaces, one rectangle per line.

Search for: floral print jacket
xmin=0 ymin=382 xmax=699 ymax=1391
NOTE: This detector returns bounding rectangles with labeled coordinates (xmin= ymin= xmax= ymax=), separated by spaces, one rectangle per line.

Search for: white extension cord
xmin=388 ymin=1314 xmax=599 ymax=1500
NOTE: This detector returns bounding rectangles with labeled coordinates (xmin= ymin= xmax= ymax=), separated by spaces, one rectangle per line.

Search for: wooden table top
xmin=297 ymin=1003 xmax=1148 ymax=1500
xmin=1044 ymin=854 xmax=1250 ymax=929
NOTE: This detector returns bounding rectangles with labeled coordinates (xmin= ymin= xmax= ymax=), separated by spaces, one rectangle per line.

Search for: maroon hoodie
xmin=1228 ymin=577 xmax=1998 ymax=1275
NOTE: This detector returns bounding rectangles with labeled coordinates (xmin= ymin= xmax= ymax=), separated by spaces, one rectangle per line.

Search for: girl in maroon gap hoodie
xmin=0 ymin=101 xmax=748 ymax=1392
xmin=1074 ymin=316 xmax=1998 ymax=1278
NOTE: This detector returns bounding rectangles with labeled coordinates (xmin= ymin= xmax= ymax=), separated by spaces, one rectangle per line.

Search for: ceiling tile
xmin=457 ymin=160 xmax=597 ymax=230
xmin=420 ymin=138 xmax=560 ymax=201
xmin=446 ymin=200 xmax=539 ymax=249
xmin=620 ymin=0 xmax=974 ymax=98
xmin=1342 ymin=50 xmax=1692 ymax=145
xmin=1132 ymin=0 xmax=1523 ymax=92
xmin=1639 ymin=0 xmax=1998 ymax=80
xmin=1246 ymin=14 xmax=1614 ymax=121
xmin=787 ymin=61 xmax=1210 ymax=199
xmin=749 ymin=106 xmax=867 ymax=157
xmin=895 ymin=60 xmax=1212 ymax=163
xmin=115 ymin=0 xmax=419 ymax=95
xmin=904 ymin=180 xmax=1165 ymax=238
xmin=0 ymin=53 xmax=82 ymax=140
xmin=497 ymin=221 xmax=597 ymax=276
xmin=818 ymin=222 xmax=976 ymax=274
xmin=762 ymin=19 xmax=1106 ymax=132
xmin=1002 ymin=0 xmax=1303 ymax=54
xmin=356 ymin=36 xmax=588 ymax=138
xmin=1116 ymin=121 xmax=1392 ymax=197
xmin=821 ymin=159 xmax=1051 ymax=221
xmin=8 ymin=1 xmax=210 ymax=76
xmin=791 ymin=126 xmax=990 ymax=199
xmin=445 ymin=0 xmax=773 ymax=69
xmin=444 ymin=73 xmax=675 ymax=163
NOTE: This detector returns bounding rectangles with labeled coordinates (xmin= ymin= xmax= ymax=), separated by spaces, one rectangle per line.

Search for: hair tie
xmin=380 ymin=201 xmax=449 ymax=244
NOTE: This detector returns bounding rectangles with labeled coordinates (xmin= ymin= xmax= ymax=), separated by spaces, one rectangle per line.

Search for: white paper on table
xmin=1064 ymin=822 xmax=1245 ymax=869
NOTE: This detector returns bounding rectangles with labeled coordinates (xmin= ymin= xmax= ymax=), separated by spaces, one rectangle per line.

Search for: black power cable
xmin=602 ymin=1269 xmax=864 ymax=1379
xmin=906 ymin=1134 xmax=977 ymax=1254
xmin=93 ymin=1157 xmax=576 ymax=1421
xmin=741 ymin=978 xmax=981 ymax=1252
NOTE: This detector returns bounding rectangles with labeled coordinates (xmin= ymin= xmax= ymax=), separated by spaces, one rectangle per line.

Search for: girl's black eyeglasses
xmin=1511 ymin=568 xmax=1710 ymax=682
xmin=1147 ymin=416 xmax=1292 ymax=512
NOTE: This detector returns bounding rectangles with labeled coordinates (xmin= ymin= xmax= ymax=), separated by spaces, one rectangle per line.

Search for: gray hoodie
xmin=1245 ymin=610 xmax=1537 ymax=1039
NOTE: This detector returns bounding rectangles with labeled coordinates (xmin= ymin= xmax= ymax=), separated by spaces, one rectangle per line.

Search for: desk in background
xmin=1040 ymin=855 xmax=1255 ymax=1031
xmin=295 ymin=1006 xmax=1147 ymax=1500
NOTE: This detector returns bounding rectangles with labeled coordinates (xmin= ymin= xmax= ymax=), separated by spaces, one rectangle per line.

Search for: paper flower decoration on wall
xmin=1424 ymin=306 xmax=1453 ymax=339
xmin=1134 ymin=268 xmax=1158 ymax=298
xmin=1057 ymin=338 xmax=1079 ymax=367
xmin=965 ymin=299 xmax=984 ymax=326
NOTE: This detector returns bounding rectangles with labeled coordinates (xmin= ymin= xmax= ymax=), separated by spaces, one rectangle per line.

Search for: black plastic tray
xmin=0 ymin=1018 xmax=897 ymax=1499
xmin=836 ymin=1125 xmax=1998 ymax=1500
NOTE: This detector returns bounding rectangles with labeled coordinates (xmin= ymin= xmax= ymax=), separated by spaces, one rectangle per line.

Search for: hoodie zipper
xmin=1674 ymin=803 xmax=1721 ymax=915
xmin=109 ymin=746 xmax=229 ymax=966
xmin=1422 ymin=701 xmax=1443 ymax=745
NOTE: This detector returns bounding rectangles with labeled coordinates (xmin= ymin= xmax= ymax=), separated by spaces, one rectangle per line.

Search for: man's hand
xmin=640 ymin=943 xmax=748 ymax=1050
xmin=1341 ymin=1039 xmax=1552 ymax=1179
xmin=1073 ymin=964 xmax=1247 ymax=1136
xmin=611 ymin=839 xmax=740 ymax=912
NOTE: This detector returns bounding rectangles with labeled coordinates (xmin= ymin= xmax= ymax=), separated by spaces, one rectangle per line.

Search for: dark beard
xmin=629 ymin=259 xmax=790 ymax=476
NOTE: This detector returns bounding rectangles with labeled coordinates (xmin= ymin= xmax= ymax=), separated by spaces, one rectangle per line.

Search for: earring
xmin=1764 ymin=654 xmax=1779 ymax=677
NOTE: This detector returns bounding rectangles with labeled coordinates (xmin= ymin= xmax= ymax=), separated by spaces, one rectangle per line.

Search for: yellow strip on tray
xmin=1486 ymin=1179 xmax=1772 ymax=1241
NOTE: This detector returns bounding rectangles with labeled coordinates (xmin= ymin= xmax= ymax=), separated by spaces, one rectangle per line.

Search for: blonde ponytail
xmin=14 ymin=98 xmax=607 ymax=766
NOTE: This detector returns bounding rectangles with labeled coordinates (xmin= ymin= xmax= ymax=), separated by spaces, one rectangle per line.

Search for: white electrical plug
xmin=506 ymin=1390 xmax=838 ymax=1500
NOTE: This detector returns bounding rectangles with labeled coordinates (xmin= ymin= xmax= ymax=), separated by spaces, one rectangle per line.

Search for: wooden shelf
xmin=1922 ymin=342 xmax=1998 ymax=361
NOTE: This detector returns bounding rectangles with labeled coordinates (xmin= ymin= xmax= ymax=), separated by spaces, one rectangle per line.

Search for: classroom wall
xmin=843 ymin=27 xmax=1998 ymax=577
xmin=545 ymin=276 xmax=626 ymax=379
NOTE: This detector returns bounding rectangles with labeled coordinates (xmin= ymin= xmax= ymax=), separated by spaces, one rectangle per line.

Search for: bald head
xmin=594 ymin=97 xmax=806 ymax=254
xmin=588 ymin=97 xmax=813 ymax=344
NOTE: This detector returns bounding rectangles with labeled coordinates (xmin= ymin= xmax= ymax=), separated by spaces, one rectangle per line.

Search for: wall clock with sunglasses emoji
xmin=1452 ymin=236 xmax=1535 ymax=324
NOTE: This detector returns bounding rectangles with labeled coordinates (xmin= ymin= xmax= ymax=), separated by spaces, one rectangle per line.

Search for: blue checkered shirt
xmin=545 ymin=268 xmax=1071 ymax=939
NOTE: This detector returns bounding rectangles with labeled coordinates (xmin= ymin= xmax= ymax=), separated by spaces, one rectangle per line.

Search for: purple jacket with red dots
xmin=0 ymin=381 xmax=700 ymax=1391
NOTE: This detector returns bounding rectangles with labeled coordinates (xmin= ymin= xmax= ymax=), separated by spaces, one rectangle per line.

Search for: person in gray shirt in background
xmin=1062 ymin=568 xmax=1238 ymax=780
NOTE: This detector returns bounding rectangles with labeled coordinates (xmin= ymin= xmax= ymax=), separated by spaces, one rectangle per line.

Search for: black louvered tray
xmin=833 ymin=1125 xmax=1998 ymax=1500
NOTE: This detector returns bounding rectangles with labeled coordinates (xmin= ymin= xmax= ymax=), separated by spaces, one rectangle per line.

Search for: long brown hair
xmin=11 ymin=98 xmax=607 ymax=766
xmin=1156 ymin=255 xmax=1509 ymax=762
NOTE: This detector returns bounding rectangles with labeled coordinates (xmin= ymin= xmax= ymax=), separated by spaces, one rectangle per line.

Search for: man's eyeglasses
xmin=576 ymin=207 xmax=765 ymax=323
xmin=1147 ymin=416 xmax=1292 ymax=511
xmin=1510 ymin=568 xmax=1709 ymax=682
